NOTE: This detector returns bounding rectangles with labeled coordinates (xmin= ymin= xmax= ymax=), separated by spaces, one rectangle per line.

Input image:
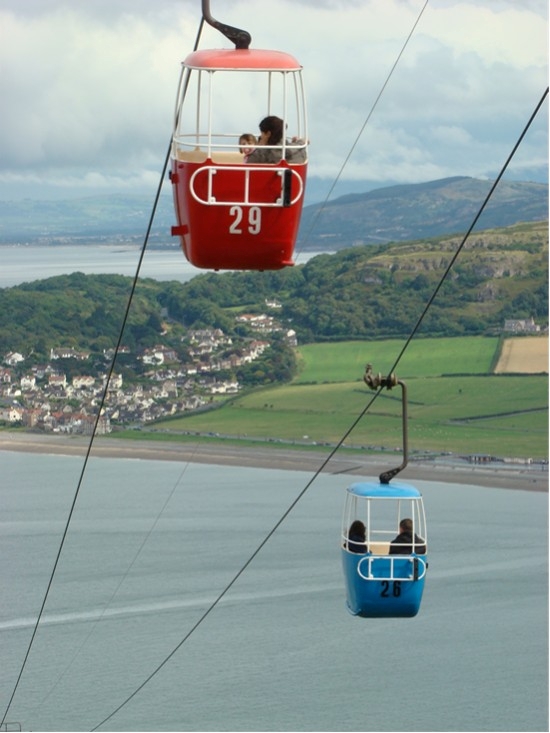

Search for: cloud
xmin=0 ymin=7 xmax=188 ymax=165
xmin=0 ymin=0 xmax=547 ymax=200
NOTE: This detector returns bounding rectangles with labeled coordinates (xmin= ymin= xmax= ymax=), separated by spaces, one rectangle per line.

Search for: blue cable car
xmin=341 ymin=481 xmax=428 ymax=618
xmin=341 ymin=366 xmax=428 ymax=618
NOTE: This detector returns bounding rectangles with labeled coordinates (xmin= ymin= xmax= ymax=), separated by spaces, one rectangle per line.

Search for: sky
xmin=0 ymin=0 xmax=547 ymax=203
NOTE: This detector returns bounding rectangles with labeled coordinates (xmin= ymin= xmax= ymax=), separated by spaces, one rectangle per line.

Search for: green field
xmin=147 ymin=337 xmax=548 ymax=460
xmin=294 ymin=337 xmax=499 ymax=382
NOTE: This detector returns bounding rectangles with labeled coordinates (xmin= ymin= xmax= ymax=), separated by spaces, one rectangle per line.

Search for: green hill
xmin=164 ymin=220 xmax=548 ymax=343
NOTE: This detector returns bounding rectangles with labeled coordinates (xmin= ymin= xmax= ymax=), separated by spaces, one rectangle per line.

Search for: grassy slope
xmin=293 ymin=337 xmax=498 ymax=382
xmin=149 ymin=336 xmax=548 ymax=460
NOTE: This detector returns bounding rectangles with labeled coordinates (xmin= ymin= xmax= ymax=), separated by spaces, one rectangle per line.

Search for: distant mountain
xmin=297 ymin=176 xmax=548 ymax=250
xmin=0 ymin=177 xmax=546 ymax=249
xmin=0 ymin=193 xmax=175 ymax=246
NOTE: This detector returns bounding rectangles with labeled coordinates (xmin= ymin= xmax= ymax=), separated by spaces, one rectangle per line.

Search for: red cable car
xmin=170 ymin=4 xmax=308 ymax=271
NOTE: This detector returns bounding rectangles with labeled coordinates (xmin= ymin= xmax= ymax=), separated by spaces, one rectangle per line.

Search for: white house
xmin=0 ymin=406 xmax=23 ymax=422
xmin=4 ymin=352 xmax=24 ymax=366
xmin=72 ymin=376 xmax=96 ymax=389
xmin=504 ymin=318 xmax=540 ymax=333
xmin=0 ymin=368 xmax=12 ymax=382
xmin=48 ymin=374 xmax=67 ymax=388
xmin=20 ymin=375 xmax=37 ymax=391
xmin=50 ymin=347 xmax=90 ymax=360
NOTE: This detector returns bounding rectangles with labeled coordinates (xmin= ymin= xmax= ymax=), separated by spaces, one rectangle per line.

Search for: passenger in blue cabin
xmin=389 ymin=518 xmax=426 ymax=555
xmin=347 ymin=520 xmax=368 ymax=554
xmin=246 ymin=116 xmax=306 ymax=164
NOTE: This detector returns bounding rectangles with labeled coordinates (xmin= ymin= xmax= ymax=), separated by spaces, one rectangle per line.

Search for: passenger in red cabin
xmin=247 ymin=116 xmax=307 ymax=164
xmin=239 ymin=133 xmax=257 ymax=162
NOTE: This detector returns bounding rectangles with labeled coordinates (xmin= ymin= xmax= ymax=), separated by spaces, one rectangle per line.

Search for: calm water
xmin=0 ymin=245 xmax=325 ymax=288
xmin=0 ymin=451 xmax=547 ymax=732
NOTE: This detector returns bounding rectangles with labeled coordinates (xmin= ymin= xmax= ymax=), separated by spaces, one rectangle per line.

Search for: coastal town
xmin=0 ymin=308 xmax=297 ymax=434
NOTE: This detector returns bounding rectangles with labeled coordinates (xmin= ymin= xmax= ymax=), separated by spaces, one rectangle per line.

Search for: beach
xmin=0 ymin=431 xmax=546 ymax=492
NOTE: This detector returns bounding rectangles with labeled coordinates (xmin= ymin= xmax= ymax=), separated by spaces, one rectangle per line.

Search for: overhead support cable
xmin=383 ymin=86 xmax=549 ymax=379
xmin=295 ymin=0 xmax=429 ymax=259
xmin=91 ymin=84 xmax=548 ymax=731
xmin=4 ymin=0 xmax=545 ymax=722
xmin=0 ymin=17 xmax=207 ymax=731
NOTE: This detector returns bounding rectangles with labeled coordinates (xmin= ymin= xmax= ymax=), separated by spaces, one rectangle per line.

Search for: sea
xmin=0 ymin=451 xmax=548 ymax=733
xmin=0 ymin=245 xmax=327 ymax=289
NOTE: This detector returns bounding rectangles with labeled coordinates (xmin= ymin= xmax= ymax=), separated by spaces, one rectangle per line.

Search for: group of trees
xmin=0 ymin=273 xmax=179 ymax=359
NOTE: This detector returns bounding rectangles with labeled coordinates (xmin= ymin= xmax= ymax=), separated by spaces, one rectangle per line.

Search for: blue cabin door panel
xmin=342 ymin=551 xmax=426 ymax=618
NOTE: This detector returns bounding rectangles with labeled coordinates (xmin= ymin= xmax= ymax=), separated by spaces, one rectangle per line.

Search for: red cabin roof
xmin=183 ymin=48 xmax=302 ymax=72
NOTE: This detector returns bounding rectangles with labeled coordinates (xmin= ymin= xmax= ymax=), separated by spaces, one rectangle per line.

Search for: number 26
xmin=381 ymin=581 xmax=401 ymax=598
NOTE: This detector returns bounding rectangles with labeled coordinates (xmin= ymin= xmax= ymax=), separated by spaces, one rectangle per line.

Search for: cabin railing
xmin=357 ymin=555 xmax=427 ymax=582
xmin=187 ymin=165 xmax=304 ymax=207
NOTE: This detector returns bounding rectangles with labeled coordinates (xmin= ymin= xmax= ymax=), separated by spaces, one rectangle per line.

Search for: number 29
xmin=229 ymin=206 xmax=261 ymax=235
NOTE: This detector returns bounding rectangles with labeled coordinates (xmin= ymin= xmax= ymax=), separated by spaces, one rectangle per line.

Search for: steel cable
xmin=91 ymin=83 xmax=548 ymax=732
xmin=0 ymin=17 xmax=206 ymax=731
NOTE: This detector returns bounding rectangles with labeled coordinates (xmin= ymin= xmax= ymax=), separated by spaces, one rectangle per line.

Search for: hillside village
xmin=1 ymin=310 xmax=542 ymax=436
xmin=0 ymin=308 xmax=297 ymax=434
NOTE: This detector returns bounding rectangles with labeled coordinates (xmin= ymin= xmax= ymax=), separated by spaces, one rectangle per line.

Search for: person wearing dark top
xmin=347 ymin=520 xmax=368 ymax=554
xmin=246 ymin=115 xmax=307 ymax=164
xmin=389 ymin=518 xmax=426 ymax=555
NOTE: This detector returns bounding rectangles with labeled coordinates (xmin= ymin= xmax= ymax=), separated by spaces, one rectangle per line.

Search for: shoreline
xmin=0 ymin=432 xmax=547 ymax=492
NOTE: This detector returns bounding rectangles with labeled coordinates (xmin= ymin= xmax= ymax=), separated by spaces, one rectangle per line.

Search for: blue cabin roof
xmin=346 ymin=481 xmax=422 ymax=499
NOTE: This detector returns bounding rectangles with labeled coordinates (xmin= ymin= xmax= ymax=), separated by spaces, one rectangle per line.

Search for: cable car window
xmin=173 ymin=65 xmax=307 ymax=161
